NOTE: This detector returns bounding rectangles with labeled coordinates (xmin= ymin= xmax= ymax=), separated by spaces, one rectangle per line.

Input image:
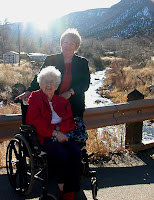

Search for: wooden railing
xmin=84 ymin=99 xmax=154 ymax=129
xmin=0 ymin=98 xmax=154 ymax=151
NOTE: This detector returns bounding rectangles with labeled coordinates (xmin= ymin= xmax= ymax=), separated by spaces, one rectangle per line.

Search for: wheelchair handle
xmin=14 ymin=98 xmax=25 ymax=112
xmin=14 ymin=98 xmax=23 ymax=104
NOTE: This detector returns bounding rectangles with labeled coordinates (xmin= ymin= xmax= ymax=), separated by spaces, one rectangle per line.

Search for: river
xmin=85 ymin=70 xmax=154 ymax=145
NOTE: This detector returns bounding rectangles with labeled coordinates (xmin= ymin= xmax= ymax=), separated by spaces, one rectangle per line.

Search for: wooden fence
xmin=0 ymin=98 xmax=154 ymax=152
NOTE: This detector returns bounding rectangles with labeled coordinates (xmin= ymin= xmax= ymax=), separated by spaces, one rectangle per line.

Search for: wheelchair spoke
xmin=19 ymin=171 xmax=24 ymax=191
xmin=12 ymin=142 xmax=20 ymax=161
xmin=12 ymin=168 xmax=20 ymax=188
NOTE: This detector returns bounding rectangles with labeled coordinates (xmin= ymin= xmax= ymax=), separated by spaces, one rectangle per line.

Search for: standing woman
xmin=19 ymin=28 xmax=90 ymax=119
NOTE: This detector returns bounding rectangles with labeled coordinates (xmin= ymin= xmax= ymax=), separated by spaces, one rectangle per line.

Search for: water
xmin=85 ymin=70 xmax=112 ymax=108
xmin=143 ymin=121 xmax=154 ymax=143
xmin=85 ymin=70 xmax=154 ymax=144
xmin=0 ymin=101 xmax=3 ymax=108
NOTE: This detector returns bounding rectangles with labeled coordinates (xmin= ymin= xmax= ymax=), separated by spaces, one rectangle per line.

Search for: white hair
xmin=37 ymin=66 xmax=61 ymax=87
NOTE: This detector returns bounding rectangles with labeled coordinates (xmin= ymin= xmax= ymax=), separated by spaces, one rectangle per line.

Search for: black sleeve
xmin=27 ymin=56 xmax=52 ymax=92
xmin=72 ymin=58 xmax=90 ymax=95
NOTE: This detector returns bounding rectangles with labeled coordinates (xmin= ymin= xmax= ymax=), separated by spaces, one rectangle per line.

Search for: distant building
xmin=20 ymin=52 xmax=30 ymax=60
xmin=3 ymin=51 xmax=19 ymax=64
xmin=151 ymin=56 xmax=154 ymax=61
xmin=104 ymin=51 xmax=116 ymax=57
xmin=28 ymin=53 xmax=48 ymax=61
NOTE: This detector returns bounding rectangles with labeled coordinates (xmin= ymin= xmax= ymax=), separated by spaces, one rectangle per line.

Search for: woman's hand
xmin=53 ymin=130 xmax=68 ymax=143
xmin=59 ymin=91 xmax=71 ymax=100
xmin=16 ymin=91 xmax=31 ymax=100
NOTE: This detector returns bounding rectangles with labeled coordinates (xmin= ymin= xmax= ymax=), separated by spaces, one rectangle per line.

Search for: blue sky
xmin=0 ymin=0 xmax=121 ymax=24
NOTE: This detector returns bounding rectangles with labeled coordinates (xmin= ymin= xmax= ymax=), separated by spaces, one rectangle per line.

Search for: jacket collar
xmin=60 ymin=52 xmax=77 ymax=63
xmin=40 ymin=89 xmax=57 ymax=104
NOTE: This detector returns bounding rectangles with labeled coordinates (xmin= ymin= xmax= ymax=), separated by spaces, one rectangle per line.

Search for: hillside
xmin=59 ymin=0 xmax=154 ymax=39
xmin=2 ymin=0 xmax=154 ymax=43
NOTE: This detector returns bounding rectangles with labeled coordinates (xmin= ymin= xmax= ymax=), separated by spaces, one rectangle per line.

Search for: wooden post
xmin=18 ymin=24 xmax=21 ymax=66
xmin=125 ymin=89 xmax=144 ymax=148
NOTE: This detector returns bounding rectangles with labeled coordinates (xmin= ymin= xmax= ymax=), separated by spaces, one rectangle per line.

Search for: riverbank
xmin=100 ymin=57 xmax=154 ymax=103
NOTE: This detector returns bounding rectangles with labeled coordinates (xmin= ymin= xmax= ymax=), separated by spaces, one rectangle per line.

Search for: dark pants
xmin=43 ymin=138 xmax=81 ymax=193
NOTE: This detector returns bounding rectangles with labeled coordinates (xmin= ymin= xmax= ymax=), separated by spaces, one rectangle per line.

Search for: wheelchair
xmin=6 ymin=99 xmax=98 ymax=200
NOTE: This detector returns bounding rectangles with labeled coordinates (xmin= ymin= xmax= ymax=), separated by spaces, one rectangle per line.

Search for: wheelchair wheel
xmin=6 ymin=134 xmax=34 ymax=195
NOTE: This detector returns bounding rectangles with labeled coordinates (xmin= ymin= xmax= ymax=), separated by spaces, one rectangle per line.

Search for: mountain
xmin=2 ymin=0 xmax=154 ymax=42
xmin=57 ymin=0 xmax=154 ymax=39
xmin=57 ymin=8 xmax=108 ymax=34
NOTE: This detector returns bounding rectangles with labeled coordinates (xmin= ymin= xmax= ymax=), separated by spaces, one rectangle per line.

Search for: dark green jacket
xmin=27 ymin=53 xmax=90 ymax=117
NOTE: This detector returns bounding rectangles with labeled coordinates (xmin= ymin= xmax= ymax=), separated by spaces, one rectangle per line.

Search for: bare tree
xmin=0 ymin=19 xmax=13 ymax=56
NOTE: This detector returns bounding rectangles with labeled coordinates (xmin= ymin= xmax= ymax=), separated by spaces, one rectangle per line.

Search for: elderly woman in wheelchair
xmin=27 ymin=66 xmax=90 ymax=199
xmin=6 ymin=66 xmax=98 ymax=200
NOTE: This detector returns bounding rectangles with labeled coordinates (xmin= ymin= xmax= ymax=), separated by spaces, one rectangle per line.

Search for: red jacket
xmin=26 ymin=90 xmax=76 ymax=145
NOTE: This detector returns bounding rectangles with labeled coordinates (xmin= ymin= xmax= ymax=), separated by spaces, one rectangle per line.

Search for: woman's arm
xmin=26 ymin=93 xmax=55 ymax=138
xmin=16 ymin=91 xmax=31 ymax=100
xmin=58 ymin=100 xmax=76 ymax=133
xmin=71 ymin=58 xmax=90 ymax=95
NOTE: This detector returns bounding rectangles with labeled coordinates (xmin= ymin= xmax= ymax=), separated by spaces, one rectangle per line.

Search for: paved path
xmin=0 ymin=149 xmax=154 ymax=200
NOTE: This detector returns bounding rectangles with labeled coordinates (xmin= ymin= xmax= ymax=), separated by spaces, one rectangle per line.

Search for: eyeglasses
xmin=41 ymin=79 xmax=55 ymax=85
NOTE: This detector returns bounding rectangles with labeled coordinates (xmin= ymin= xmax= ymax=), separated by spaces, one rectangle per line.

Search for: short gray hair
xmin=37 ymin=66 xmax=61 ymax=87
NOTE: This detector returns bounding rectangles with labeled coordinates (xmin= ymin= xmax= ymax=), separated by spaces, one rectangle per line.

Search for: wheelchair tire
xmin=39 ymin=193 xmax=57 ymax=200
xmin=6 ymin=134 xmax=34 ymax=195
xmin=91 ymin=178 xmax=98 ymax=200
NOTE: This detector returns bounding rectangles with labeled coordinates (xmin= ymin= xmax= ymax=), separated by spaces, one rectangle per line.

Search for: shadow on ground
xmin=0 ymin=148 xmax=154 ymax=200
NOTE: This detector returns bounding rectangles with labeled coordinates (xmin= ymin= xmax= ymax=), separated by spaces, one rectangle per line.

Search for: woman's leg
xmin=43 ymin=138 xmax=70 ymax=190
xmin=43 ymin=139 xmax=81 ymax=198
xmin=62 ymin=141 xmax=82 ymax=193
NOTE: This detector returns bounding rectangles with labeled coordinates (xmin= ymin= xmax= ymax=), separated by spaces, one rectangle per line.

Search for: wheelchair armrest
xmin=20 ymin=124 xmax=35 ymax=131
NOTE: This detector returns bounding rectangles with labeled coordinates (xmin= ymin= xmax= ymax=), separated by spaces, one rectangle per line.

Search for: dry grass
xmin=0 ymin=141 xmax=9 ymax=168
xmin=0 ymin=104 xmax=21 ymax=114
xmin=86 ymin=125 xmax=125 ymax=158
xmin=0 ymin=62 xmax=39 ymax=114
xmin=0 ymin=126 xmax=126 ymax=168
xmin=0 ymin=63 xmax=38 ymax=89
xmin=101 ymin=56 xmax=127 ymax=63
xmin=101 ymin=59 xmax=154 ymax=103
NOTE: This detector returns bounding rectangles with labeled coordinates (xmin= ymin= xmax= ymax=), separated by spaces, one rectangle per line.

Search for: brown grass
xmin=0 ymin=141 xmax=9 ymax=168
xmin=101 ymin=59 xmax=154 ymax=103
xmin=86 ymin=125 xmax=125 ymax=157
xmin=0 ymin=62 xmax=39 ymax=114
xmin=0 ymin=104 xmax=21 ymax=114
xmin=0 ymin=63 xmax=38 ymax=89
xmin=0 ymin=126 xmax=126 ymax=168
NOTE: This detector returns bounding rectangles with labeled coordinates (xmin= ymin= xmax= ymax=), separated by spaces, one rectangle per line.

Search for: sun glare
xmin=35 ymin=20 xmax=49 ymax=31
xmin=1 ymin=0 xmax=121 ymax=28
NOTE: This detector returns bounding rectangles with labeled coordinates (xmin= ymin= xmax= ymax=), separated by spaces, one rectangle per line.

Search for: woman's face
xmin=61 ymin=36 xmax=77 ymax=57
xmin=40 ymin=75 xmax=58 ymax=100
